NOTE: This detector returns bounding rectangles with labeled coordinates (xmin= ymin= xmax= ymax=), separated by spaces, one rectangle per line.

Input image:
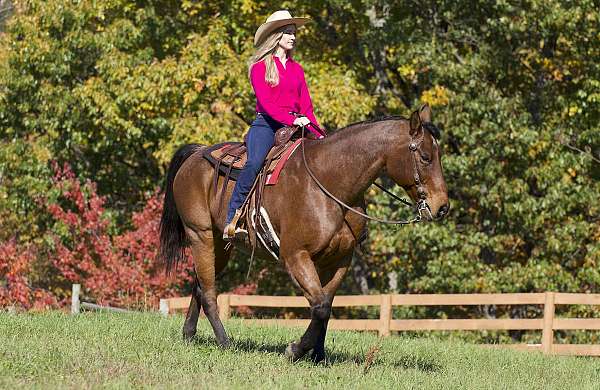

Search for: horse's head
xmin=385 ymin=105 xmax=449 ymax=221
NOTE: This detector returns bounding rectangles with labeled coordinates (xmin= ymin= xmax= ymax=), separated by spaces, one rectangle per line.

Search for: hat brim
xmin=254 ymin=17 xmax=310 ymax=47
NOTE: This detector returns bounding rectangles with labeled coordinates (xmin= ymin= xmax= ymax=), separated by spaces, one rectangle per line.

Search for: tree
xmin=0 ymin=0 xmax=375 ymax=210
xmin=0 ymin=1 xmax=598 ymax=335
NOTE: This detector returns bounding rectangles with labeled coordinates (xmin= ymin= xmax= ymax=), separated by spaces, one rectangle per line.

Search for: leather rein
xmin=299 ymin=124 xmax=433 ymax=225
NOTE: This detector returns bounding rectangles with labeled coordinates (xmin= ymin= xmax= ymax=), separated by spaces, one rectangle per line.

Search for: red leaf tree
xmin=0 ymin=162 xmax=195 ymax=310
xmin=0 ymin=239 xmax=57 ymax=310
xmin=46 ymin=163 xmax=194 ymax=308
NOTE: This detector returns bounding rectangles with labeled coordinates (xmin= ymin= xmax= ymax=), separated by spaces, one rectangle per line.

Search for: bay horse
xmin=159 ymin=105 xmax=449 ymax=362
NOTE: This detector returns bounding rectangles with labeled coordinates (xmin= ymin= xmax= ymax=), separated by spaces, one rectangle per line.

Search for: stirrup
xmin=223 ymin=209 xmax=243 ymax=240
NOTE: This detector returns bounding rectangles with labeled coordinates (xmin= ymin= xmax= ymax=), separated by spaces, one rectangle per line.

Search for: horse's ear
xmin=419 ymin=104 xmax=432 ymax=123
xmin=410 ymin=109 xmax=421 ymax=136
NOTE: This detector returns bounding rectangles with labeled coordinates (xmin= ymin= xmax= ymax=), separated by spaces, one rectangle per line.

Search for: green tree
xmin=1 ymin=1 xmax=599 ymax=336
xmin=358 ymin=1 xmax=600 ymax=309
xmin=0 ymin=0 xmax=374 ymax=211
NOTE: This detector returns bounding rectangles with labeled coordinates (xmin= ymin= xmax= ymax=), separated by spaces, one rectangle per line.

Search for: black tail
xmin=159 ymin=143 xmax=203 ymax=274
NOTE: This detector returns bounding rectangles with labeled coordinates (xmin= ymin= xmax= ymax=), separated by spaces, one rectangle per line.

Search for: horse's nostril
xmin=437 ymin=204 xmax=449 ymax=218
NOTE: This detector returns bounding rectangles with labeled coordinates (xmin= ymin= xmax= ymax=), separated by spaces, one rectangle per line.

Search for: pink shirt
xmin=251 ymin=56 xmax=323 ymax=136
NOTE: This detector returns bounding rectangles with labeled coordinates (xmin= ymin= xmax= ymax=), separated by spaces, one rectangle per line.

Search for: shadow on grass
xmin=391 ymin=354 xmax=443 ymax=373
xmin=187 ymin=333 xmax=442 ymax=373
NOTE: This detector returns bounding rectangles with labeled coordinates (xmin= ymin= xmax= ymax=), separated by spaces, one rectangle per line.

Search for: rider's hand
xmin=293 ymin=116 xmax=311 ymax=127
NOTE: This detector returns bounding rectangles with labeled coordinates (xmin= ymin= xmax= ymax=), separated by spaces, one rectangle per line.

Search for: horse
xmin=158 ymin=104 xmax=449 ymax=362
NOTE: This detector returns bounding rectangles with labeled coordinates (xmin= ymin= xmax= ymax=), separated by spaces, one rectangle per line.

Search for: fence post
xmin=218 ymin=294 xmax=231 ymax=320
xmin=379 ymin=294 xmax=392 ymax=337
xmin=159 ymin=299 xmax=169 ymax=317
xmin=71 ymin=284 xmax=81 ymax=315
xmin=542 ymin=291 xmax=555 ymax=354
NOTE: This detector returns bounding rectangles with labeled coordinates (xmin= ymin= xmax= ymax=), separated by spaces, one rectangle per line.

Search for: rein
xmin=299 ymin=125 xmax=432 ymax=225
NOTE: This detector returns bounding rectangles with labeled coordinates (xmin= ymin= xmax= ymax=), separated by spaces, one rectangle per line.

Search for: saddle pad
xmin=265 ymin=138 xmax=302 ymax=185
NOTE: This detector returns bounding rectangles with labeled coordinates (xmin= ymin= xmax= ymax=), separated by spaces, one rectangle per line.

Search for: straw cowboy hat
xmin=254 ymin=10 xmax=310 ymax=47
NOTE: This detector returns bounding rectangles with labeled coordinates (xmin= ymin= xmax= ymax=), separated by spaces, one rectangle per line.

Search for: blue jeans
xmin=225 ymin=114 xmax=283 ymax=224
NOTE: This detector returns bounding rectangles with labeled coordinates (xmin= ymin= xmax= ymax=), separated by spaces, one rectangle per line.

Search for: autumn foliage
xmin=0 ymin=163 xmax=194 ymax=310
xmin=1 ymin=0 xmax=599 ymax=332
xmin=0 ymin=239 xmax=56 ymax=310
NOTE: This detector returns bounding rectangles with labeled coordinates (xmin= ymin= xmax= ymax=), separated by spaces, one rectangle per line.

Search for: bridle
xmin=406 ymin=122 xmax=437 ymax=221
xmin=299 ymin=122 xmax=437 ymax=225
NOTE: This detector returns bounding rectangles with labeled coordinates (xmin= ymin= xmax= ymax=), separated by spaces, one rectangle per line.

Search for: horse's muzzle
xmin=436 ymin=203 xmax=450 ymax=220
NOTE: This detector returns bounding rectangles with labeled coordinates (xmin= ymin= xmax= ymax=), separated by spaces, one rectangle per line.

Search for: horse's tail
xmin=159 ymin=143 xmax=203 ymax=274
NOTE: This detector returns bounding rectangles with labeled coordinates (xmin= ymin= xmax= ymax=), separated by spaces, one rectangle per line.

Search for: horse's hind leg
xmin=182 ymin=233 xmax=231 ymax=342
xmin=183 ymin=278 xmax=202 ymax=341
xmin=184 ymin=226 xmax=231 ymax=347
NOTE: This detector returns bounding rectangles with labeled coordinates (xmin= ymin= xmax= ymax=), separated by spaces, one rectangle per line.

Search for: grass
xmin=1 ymin=311 xmax=599 ymax=389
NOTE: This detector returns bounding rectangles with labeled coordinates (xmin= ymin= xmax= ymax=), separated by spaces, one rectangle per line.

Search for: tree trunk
xmin=351 ymin=246 xmax=370 ymax=295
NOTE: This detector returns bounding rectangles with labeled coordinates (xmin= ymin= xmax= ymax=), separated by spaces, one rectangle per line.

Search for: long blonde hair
xmin=248 ymin=27 xmax=293 ymax=87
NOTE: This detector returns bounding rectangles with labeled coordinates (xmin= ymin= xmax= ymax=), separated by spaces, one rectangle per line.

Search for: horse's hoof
xmin=218 ymin=338 xmax=231 ymax=349
xmin=285 ymin=342 xmax=300 ymax=361
xmin=182 ymin=330 xmax=196 ymax=343
xmin=310 ymin=348 xmax=326 ymax=364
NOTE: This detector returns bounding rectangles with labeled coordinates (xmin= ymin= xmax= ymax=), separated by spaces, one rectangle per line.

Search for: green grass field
xmin=1 ymin=311 xmax=599 ymax=389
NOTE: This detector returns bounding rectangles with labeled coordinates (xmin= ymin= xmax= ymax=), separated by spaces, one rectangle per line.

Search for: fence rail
xmin=71 ymin=284 xmax=134 ymax=314
xmin=158 ymin=292 xmax=600 ymax=356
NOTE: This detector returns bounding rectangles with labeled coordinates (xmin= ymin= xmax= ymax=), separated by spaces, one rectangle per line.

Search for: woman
xmin=223 ymin=10 xmax=324 ymax=239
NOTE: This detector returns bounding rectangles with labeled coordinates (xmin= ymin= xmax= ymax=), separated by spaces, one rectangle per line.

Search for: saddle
xmin=201 ymin=125 xmax=306 ymax=259
xmin=203 ymin=125 xmax=301 ymax=180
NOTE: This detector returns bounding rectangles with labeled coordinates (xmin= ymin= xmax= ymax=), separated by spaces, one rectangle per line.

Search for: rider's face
xmin=278 ymin=25 xmax=297 ymax=51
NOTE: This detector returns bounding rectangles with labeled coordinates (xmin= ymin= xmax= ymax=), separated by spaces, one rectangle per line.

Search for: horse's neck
xmin=308 ymin=122 xmax=402 ymax=204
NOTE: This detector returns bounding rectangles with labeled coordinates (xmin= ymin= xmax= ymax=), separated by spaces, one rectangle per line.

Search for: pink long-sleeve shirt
xmin=251 ymin=56 xmax=323 ymax=136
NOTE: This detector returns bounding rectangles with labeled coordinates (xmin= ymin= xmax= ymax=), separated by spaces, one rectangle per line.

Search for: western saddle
xmin=202 ymin=125 xmax=309 ymax=257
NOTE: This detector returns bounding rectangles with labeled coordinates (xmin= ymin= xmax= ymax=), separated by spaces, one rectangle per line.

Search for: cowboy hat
xmin=254 ymin=10 xmax=310 ymax=47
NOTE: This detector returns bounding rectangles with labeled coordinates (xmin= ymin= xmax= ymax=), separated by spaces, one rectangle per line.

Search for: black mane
xmin=422 ymin=122 xmax=442 ymax=140
xmin=336 ymin=115 xmax=441 ymax=140
xmin=337 ymin=115 xmax=408 ymax=132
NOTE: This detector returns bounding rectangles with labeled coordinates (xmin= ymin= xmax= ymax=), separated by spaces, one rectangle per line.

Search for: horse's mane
xmin=336 ymin=115 xmax=408 ymax=132
xmin=331 ymin=115 xmax=441 ymax=140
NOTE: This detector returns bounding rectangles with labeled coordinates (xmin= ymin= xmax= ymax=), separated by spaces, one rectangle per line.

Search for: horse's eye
xmin=421 ymin=153 xmax=431 ymax=164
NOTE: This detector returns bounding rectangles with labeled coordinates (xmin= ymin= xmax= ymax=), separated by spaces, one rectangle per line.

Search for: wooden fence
xmin=159 ymin=292 xmax=600 ymax=356
xmin=71 ymin=284 xmax=134 ymax=314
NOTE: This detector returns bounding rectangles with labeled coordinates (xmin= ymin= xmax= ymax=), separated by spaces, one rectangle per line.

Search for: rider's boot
xmin=223 ymin=209 xmax=243 ymax=240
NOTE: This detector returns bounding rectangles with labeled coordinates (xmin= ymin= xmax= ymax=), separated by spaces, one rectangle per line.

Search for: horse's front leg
xmin=309 ymin=212 xmax=363 ymax=362
xmin=310 ymin=260 xmax=350 ymax=363
xmin=283 ymin=250 xmax=330 ymax=362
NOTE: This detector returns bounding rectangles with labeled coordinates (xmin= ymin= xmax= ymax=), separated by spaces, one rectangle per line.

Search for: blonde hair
xmin=248 ymin=26 xmax=294 ymax=86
